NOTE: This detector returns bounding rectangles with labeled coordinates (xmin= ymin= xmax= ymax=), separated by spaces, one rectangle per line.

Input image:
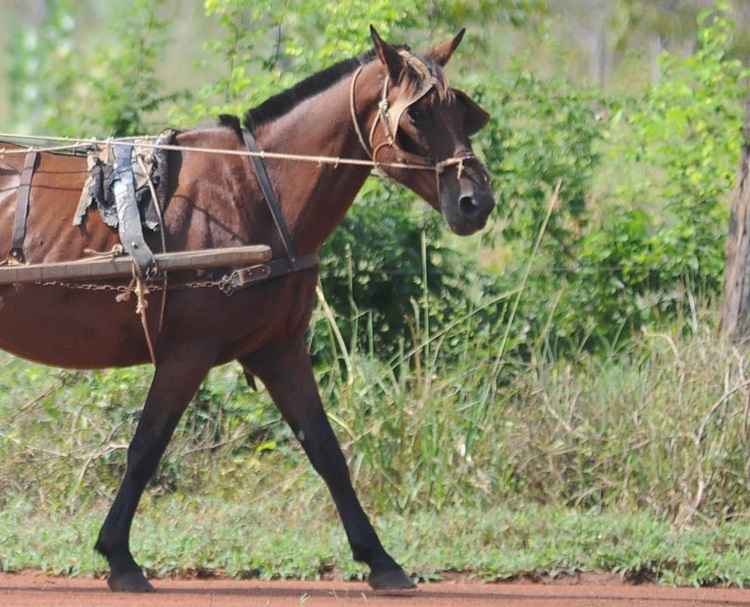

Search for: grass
xmin=2 ymin=493 xmax=750 ymax=587
xmin=3 ymin=300 xmax=750 ymax=585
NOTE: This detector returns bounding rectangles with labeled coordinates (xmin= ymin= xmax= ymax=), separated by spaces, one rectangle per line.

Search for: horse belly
xmin=0 ymin=285 xmax=149 ymax=368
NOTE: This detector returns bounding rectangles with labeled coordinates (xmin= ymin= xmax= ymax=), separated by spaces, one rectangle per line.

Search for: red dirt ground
xmin=1 ymin=573 xmax=750 ymax=607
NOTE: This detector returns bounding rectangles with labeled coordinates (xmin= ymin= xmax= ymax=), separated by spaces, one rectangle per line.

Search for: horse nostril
xmin=459 ymin=194 xmax=479 ymax=216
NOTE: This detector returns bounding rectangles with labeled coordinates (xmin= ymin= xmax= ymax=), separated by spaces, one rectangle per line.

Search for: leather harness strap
xmin=112 ymin=143 xmax=156 ymax=277
xmin=225 ymin=125 xmax=318 ymax=294
xmin=220 ymin=253 xmax=319 ymax=295
xmin=241 ymin=126 xmax=298 ymax=268
xmin=10 ymin=150 xmax=38 ymax=263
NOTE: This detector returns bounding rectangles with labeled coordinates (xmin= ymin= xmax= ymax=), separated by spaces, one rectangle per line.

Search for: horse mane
xmin=218 ymin=44 xmax=412 ymax=136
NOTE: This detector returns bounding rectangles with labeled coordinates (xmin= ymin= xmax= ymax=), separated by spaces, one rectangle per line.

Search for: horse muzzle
xmin=442 ymin=176 xmax=495 ymax=236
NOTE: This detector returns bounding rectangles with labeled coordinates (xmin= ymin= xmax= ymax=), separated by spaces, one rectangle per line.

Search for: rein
xmin=0 ymin=135 xmax=435 ymax=171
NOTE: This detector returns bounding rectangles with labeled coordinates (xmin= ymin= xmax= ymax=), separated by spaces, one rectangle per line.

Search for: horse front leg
xmin=241 ymin=339 xmax=415 ymax=592
xmin=94 ymin=346 xmax=213 ymax=592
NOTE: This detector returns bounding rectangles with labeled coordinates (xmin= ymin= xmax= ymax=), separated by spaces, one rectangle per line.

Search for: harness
xmin=349 ymin=50 xmax=474 ymax=192
xmin=0 ymin=53 xmax=477 ymax=364
xmin=232 ymin=123 xmax=320 ymax=287
xmin=1 ymin=137 xmax=318 ymax=366
xmin=9 ymin=150 xmax=38 ymax=264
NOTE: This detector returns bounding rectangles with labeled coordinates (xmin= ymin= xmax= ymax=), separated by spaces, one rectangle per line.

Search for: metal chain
xmin=35 ymin=277 xmax=229 ymax=293
xmin=36 ymin=280 xmax=132 ymax=294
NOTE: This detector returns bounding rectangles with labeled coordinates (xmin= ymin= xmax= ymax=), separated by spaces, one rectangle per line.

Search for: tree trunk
xmin=720 ymin=96 xmax=750 ymax=340
xmin=649 ymin=34 xmax=663 ymax=85
xmin=588 ymin=0 xmax=610 ymax=87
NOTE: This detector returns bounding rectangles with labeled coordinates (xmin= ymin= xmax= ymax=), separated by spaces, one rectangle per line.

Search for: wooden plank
xmin=0 ymin=245 xmax=272 ymax=285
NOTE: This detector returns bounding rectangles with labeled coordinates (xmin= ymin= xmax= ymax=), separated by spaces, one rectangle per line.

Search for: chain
xmin=182 ymin=278 xmax=231 ymax=291
xmin=36 ymin=280 xmax=132 ymax=294
xmin=35 ymin=277 xmax=229 ymax=293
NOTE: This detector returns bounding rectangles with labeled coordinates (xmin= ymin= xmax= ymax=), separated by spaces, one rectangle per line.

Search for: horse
xmin=0 ymin=27 xmax=494 ymax=593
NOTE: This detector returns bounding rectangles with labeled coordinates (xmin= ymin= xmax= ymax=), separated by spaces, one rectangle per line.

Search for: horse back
xmin=0 ymin=130 xmax=259 ymax=265
xmin=0 ymin=145 xmax=119 ymax=264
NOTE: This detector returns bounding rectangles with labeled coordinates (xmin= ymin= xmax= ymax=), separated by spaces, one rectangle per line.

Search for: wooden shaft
xmin=0 ymin=245 xmax=272 ymax=285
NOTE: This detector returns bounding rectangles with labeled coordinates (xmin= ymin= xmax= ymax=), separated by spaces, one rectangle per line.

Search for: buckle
xmin=219 ymin=263 xmax=272 ymax=295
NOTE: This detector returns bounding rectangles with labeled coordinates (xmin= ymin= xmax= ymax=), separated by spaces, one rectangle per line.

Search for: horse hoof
xmin=368 ymin=567 xmax=417 ymax=595
xmin=107 ymin=570 xmax=155 ymax=593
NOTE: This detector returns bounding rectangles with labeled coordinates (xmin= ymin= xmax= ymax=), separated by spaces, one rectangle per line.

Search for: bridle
xmin=349 ymin=52 xmax=475 ymax=193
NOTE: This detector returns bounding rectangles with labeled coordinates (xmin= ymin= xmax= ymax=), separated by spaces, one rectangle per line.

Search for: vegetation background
xmin=1 ymin=0 xmax=750 ymax=586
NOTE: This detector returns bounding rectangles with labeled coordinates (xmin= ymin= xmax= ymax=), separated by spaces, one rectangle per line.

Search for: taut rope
xmin=0 ymin=132 xmax=465 ymax=173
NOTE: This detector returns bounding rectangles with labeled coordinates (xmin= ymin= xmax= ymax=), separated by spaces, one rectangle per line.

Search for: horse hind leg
xmin=94 ymin=346 xmax=213 ymax=592
xmin=240 ymin=340 xmax=415 ymax=593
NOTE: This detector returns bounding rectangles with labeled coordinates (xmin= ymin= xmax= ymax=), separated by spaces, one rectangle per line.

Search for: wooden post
xmin=720 ymin=96 xmax=750 ymax=340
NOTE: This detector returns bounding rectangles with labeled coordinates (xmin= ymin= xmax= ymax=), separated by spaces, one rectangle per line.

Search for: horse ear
xmin=370 ymin=25 xmax=404 ymax=83
xmin=426 ymin=28 xmax=466 ymax=67
xmin=454 ymin=88 xmax=490 ymax=135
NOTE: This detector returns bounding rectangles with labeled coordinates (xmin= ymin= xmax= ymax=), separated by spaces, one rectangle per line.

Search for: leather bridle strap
xmin=241 ymin=126 xmax=298 ymax=268
xmin=10 ymin=150 xmax=38 ymax=263
xmin=350 ymin=64 xmax=373 ymax=161
xmin=349 ymin=64 xmax=476 ymax=194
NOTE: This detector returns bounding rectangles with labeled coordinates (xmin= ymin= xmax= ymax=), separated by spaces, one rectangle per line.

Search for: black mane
xmin=219 ymin=45 xmax=412 ymax=135
xmin=244 ymin=50 xmax=379 ymax=129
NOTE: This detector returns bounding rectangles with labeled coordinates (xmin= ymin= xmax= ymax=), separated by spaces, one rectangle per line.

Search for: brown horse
xmin=0 ymin=27 xmax=494 ymax=593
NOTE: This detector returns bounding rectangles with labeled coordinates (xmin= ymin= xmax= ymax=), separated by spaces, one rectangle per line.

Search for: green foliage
xmin=316 ymin=183 xmax=501 ymax=360
xmin=6 ymin=308 xmax=750 ymax=524
xmin=7 ymin=0 xmax=78 ymax=132
xmin=80 ymin=0 xmax=175 ymax=137
xmin=8 ymin=0 xmax=175 ymax=137
xmin=0 ymin=357 xmax=281 ymax=504
xmin=171 ymin=0 xmax=423 ymax=124
xmin=554 ymin=5 xmax=748 ymax=346
xmin=481 ymin=5 xmax=748 ymax=351
xmin=479 ymin=67 xmax=604 ymax=260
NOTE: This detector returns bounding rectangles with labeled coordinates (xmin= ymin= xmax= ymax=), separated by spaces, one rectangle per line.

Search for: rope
xmin=82 ymin=244 xmax=125 ymax=260
xmin=0 ymin=132 xmax=452 ymax=172
xmin=0 ymin=131 xmax=475 ymax=179
xmin=135 ymin=275 xmax=157 ymax=366
xmin=114 ymin=268 xmax=158 ymax=365
xmin=349 ymin=65 xmax=372 ymax=160
xmin=136 ymin=154 xmax=168 ymax=334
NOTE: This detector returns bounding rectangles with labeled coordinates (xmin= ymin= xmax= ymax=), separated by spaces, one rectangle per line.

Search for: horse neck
xmin=255 ymin=63 xmax=383 ymax=254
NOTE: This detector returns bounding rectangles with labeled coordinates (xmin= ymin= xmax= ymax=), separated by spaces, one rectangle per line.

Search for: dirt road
xmin=1 ymin=573 xmax=749 ymax=607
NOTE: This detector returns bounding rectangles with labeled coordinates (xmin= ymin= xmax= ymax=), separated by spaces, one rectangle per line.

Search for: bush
xmin=478 ymin=5 xmax=748 ymax=353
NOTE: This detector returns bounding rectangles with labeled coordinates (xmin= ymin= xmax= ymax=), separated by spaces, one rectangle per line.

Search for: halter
xmin=349 ymin=52 xmax=474 ymax=194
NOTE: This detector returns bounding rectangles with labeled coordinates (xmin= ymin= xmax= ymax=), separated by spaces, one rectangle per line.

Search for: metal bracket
xmin=219 ymin=264 xmax=272 ymax=295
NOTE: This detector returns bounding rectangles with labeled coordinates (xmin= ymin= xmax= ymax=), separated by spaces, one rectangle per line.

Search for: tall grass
xmin=1 ymin=268 xmax=750 ymax=526
xmin=313 ymin=296 xmax=750 ymax=523
xmin=309 ymin=211 xmax=750 ymax=520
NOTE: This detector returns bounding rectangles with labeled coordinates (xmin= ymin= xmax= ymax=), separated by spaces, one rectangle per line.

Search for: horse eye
xmin=409 ymin=107 xmax=428 ymax=123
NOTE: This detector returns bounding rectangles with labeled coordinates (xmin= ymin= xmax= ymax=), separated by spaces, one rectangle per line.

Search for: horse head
xmin=360 ymin=27 xmax=495 ymax=236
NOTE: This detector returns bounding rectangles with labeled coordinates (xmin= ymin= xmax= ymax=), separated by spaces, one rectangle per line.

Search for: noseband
xmin=349 ymin=54 xmax=474 ymax=192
